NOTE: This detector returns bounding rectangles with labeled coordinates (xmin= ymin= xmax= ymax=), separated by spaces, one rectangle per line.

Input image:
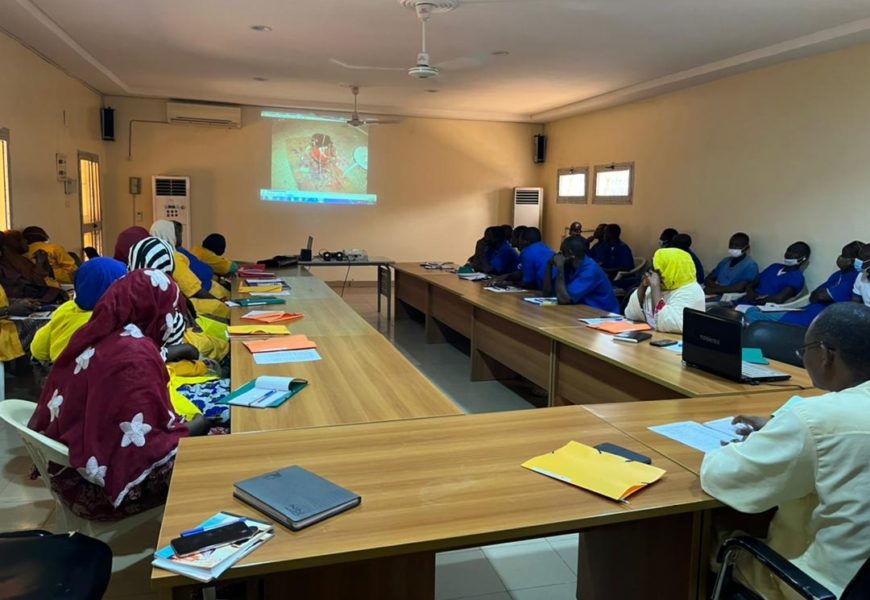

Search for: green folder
xmin=237 ymin=297 xmax=286 ymax=307
xmin=219 ymin=377 xmax=308 ymax=408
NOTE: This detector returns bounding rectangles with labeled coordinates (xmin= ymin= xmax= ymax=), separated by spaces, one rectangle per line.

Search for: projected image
xmin=260 ymin=112 xmax=376 ymax=205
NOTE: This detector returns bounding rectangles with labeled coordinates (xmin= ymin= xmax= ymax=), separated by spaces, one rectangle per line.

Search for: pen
xmin=180 ymin=518 xmax=242 ymax=537
xmin=252 ymin=390 xmax=278 ymax=407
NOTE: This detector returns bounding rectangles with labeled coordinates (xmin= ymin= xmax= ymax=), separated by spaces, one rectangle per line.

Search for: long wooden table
xmin=394 ymin=263 xmax=814 ymax=404
xmin=228 ymin=273 xmax=461 ymax=432
xmin=152 ymin=406 xmax=718 ymax=600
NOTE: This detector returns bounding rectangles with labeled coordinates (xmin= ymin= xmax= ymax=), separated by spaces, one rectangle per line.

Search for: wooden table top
xmin=152 ymin=406 xmax=716 ymax=588
xmin=393 ymin=262 xmax=458 ymax=277
xmin=583 ymin=389 xmax=825 ymax=475
xmin=543 ymin=325 xmax=814 ymax=397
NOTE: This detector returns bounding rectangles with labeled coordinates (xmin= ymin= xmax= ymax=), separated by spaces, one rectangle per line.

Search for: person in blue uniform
xmin=740 ymin=241 xmax=811 ymax=305
xmin=594 ymin=224 xmax=635 ymax=279
xmin=705 ymin=232 xmax=759 ymax=294
xmin=471 ymin=226 xmax=519 ymax=276
xmin=543 ymin=235 xmax=620 ymax=312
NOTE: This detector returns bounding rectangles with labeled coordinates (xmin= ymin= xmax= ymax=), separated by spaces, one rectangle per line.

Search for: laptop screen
xmin=682 ymin=308 xmax=743 ymax=381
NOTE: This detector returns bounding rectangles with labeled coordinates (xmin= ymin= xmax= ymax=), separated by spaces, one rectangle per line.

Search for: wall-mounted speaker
xmin=533 ymin=134 xmax=546 ymax=164
xmin=101 ymin=107 xmax=115 ymax=141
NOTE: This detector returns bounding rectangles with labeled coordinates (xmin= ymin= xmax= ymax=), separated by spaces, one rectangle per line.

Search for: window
xmin=556 ymin=167 xmax=588 ymax=203
xmin=78 ymin=152 xmax=104 ymax=255
xmin=593 ymin=162 xmax=634 ymax=205
xmin=0 ymin=128 xmax=11 ymax=230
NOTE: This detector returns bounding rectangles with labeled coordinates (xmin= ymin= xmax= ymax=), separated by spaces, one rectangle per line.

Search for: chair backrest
xmin=843 ymin=554 xmax=870 ymax=599
xmin=633 ymin=257 xmax=645 ymax=270
xmin=743 ymin=321 xmax=807 ymax=368
xmin=707 ymin=305 xmax=746 ymax=326
xmin=0 ymin=400 xmax=70 ymax=477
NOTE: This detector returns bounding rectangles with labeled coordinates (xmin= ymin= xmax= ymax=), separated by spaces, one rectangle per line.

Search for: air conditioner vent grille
xmin=154 ymin=178 xmax=188 ymax=197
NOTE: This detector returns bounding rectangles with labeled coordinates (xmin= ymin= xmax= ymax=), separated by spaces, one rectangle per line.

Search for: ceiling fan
xmin=330 ymin=0 xmax=486 ymax=81
xmin=345 ymin=86 xmax=399 ymax=126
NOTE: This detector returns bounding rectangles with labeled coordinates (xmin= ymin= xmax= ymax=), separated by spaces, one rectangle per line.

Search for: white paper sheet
xmin=249 ymin=291 xmax=291 ymax=296
xmin=253 ymin=349 xmax=322 ymax=365
xmin=648 ymin=421 xmax=738 ymax=453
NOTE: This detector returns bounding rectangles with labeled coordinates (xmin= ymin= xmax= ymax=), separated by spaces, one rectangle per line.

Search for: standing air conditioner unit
xmin=152 ymin=176 xmax=191 ymax=248
xmin=513 ymin=187 xmax=543 ymax=229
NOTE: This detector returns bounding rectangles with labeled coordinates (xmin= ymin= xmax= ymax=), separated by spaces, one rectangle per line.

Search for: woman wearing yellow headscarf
xmin=625 ymin=248 xmax=706 ymax=333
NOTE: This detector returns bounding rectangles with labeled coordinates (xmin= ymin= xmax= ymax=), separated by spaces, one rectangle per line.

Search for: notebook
xmin=522 ymin=441 xmax=666 ymax=502
xmin=234 ymin=297 xmax=286 ymax=308
xmin=612 ymin=330 xmax=653 ymax=344
xmin=241 ymin=310 xmax=303 ymax=324
xmin=227 ymin=325 xmax=291 ymax=336
xmin=152 ymin=512 xmax=274 ymax=582
xmin=588 ymin=320 xmax=653 ymax=334
xmin=244 ymin=335 xmax=317 ymax=354
xmin=220 ymin=376 xmax=308 ymax=408
xmin=234 ymin=466 xmax=361 ymax=531
xmin=238 ymin=284 xmax=284 ymax=294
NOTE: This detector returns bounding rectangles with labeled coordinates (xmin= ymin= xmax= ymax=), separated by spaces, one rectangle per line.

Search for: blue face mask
xmin=856 ymin=258 xmax=865 ymax=272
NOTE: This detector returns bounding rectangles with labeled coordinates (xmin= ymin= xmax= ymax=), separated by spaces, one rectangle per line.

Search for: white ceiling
xmin=4 ymin=0 xmax=870 ymax=122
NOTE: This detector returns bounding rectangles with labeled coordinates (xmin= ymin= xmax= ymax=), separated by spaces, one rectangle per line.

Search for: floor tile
xmin=482 ymin=540 xmax=575 ymax=591
xmin=436 ymin=548 xmax=507 ymax=600
xmin=547 ymin=534 xmax=579 ymax=575
xmin=0 ymin=497 xmax=56 ymax=530
xmin=509 ymin=582 xmax=577 ymax=600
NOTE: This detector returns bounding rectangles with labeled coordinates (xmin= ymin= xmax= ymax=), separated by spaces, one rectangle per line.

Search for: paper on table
xmin=254 ymin=349 xmax=322 ymax=364
xmin=589 ymin=320 xmax=652 ymax=334
xmin=241 ymin=310 xmax=303 ymax=324
xmin=250 ymin=291 xmax=291 ymax=297
xmin=239 ymin=284 xmax=283 ymax=294
xmin=484 ymin=285 xmax=526 ymax=293
xmin=703 ymin=417 xmax=741 ymax=437
xmin=227 ymin=325 xmax=290 ymax=336
xmin=244 ymin=335 xmax=316 ymax=353
xmin=578 ymin=316 xmax=625 ymax=325
xmin=661 ymin=341 xmax=684 ymax=353
xmin=648 ymin=421 xmax=738 ymax=453
xmin=522 ymin=441 xmax=666 ymax=502
xmin=523 ymin=297 xmax=558 ymax=306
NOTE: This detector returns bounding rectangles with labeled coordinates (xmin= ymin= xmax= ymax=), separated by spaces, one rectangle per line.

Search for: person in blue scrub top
xmin=740 ymin=241 xmax=811 ymax=305
xmin=595 ymin=224 xmax=635 ymax=280
xmin=746 ymin=241 xmax=863 ymax=326
xmin=671 ymin=233 xmax=705 ymax=284
xmin=471 ymin=226 xmax=519 ymax=276
xmin=705 ymin=232 xmax=759 ymax=295
xmin=543 ymin=236 xmax=620 ymax=312
xmin=493 ymin=227 xmax=554 ymax=289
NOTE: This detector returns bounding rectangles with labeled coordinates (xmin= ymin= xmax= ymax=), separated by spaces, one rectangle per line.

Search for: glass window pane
xmin=595 ymin=169 xmax=631 ymax=196
xmin=558 ymin=173 xmax=586 ymax=197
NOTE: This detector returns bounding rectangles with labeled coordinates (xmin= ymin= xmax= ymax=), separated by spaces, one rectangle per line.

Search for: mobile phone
xmin=594 ymin=443 xmax=653 ymax=465
xmin=650 ymin=339 xmax=679 ymax=347
xmin=170 ymin=521 xmax=255 ymax=557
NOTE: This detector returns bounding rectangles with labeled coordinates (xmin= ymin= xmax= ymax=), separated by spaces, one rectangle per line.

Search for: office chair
xmin=742 ymin=321 xmax=807 ymax=367
xmin=0 ymin=530 xmax=112 ymax=600
xmin=711 ymin=536 xmax=870 ymax=600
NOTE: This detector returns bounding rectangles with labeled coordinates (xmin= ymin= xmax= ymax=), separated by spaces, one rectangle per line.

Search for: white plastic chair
xmin=613 ymin=257 xmax=647 ymax=282
xmin=0 ymin=399 xmax=162 ymax=572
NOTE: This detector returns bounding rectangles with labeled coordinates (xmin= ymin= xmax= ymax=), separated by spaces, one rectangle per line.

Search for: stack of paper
xmin=522 ymin=441 xmax=666 ymax=502
xmin=227 ymin=325 xmax=291 ymax=336
xmin=484 ymin=285 xmax=526 ymax=293
xmin=587 ymin=320 xmax=652 ymax=334
xmin=152 ymin=512 xmax=274 ymax=582
xmin=244 ymin=335 xmax=316 ymax=353
xmin=239 ymin=283 xmax=284 ymax=294
xmin=241 ymin=310 xmax=303 ymax=324
xmin=523 ymin=297 xmax=558 ymax=306
xmin=578 ymin=315 xmax=624 ymax=325
xmin=457 ymin=272 xmax=490 ymax=281
xmin=648 ymin=418 xmax=743 ymax=453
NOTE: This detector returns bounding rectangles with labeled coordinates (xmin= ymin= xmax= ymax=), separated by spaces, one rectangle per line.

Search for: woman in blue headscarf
xmin=31 ymin=257 xmax=127 ymax=363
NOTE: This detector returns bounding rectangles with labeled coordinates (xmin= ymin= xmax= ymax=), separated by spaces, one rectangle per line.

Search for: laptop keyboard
xmin=741 ymin=361 xmax=787 ymax=379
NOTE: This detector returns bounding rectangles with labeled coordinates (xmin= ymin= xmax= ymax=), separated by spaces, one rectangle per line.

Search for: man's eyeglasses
xmin=795 ymin=340 xmax=829 ymax=361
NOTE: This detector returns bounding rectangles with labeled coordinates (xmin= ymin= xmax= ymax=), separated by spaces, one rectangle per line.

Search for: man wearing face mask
xmin=745 ymin=241 xmax=863 ymax=326
xmin=705 ymin=232 xmax=759 ymax=295
xmin=739 ymin=241 xmax=811 ymax=306
xmin=851 ymin=242 xmax=870 ymax=306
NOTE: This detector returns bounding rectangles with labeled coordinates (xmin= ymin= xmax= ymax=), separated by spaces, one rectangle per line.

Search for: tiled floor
xmin=0 ymin=284 xmax=579 ymax=600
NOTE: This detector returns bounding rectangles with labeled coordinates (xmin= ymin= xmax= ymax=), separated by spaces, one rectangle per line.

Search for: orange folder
xmin=589 ymin=321 xmax=653 ymax=334
xmin=241 ymin=311 xmax=303 ymax=324
xmin=244 ymin=335 xmax=317 ymax=354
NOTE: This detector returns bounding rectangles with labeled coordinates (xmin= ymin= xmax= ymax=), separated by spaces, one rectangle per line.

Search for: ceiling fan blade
xmin=330 ymin=58 xmax=405 ymax=72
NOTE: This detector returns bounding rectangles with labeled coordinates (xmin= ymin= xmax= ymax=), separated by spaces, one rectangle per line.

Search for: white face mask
xmin=728 ymin=248 xmax=744 ymax=258
xmin=783 ymin=257 xmax=803 ymax=267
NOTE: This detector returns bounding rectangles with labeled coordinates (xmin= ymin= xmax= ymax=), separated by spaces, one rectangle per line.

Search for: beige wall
xmin=0 ymin=32 xmax=103 ymax=253
xmin=540 ymin=42 xmax=870 ymax=290
xmin=101 ymin=96 xmax=537 ymax=278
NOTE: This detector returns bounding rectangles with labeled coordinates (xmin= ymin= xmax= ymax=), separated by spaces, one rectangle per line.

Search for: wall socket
xmin=55 ymin=153 xmax=68 ymax=182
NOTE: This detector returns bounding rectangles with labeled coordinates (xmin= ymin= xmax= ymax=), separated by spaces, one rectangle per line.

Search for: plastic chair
xmin=742 ymin=321 xmax=807 ymax=367
xmin=0 ymin=529 xmax=112 ymax=600
xmin=711 ymin=536 xmax=870 ymax=599
xmin=613 ymin=257 xmax=647 ymax=282
xmin=707 ymin=305 xmax=747 ymax=326
xmin=0 ymin=400 xmax=163 ymax=572
xmin=758 ymin=292 xmax=811 ymax=311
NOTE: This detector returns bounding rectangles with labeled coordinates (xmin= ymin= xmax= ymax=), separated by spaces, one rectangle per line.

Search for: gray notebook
xmin=233 ymin=466 xmax=361 ymax=531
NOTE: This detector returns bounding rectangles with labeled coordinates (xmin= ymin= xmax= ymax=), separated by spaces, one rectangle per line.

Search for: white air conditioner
xmin=152 ymin=176 xmax=191 ymax=248
xmin=166 ymin=102 xmax=241 ymax=128
xmin=513 ymin=187 xmax=543 ymax=229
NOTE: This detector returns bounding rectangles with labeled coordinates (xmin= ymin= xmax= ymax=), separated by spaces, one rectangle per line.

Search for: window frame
xmin=592 ymin=162 xmax=634 ymax=205
xmin=556 ymin=166 xmax=589 ymax=204
xmin=0 ymin=127 xmax=12 ymax=230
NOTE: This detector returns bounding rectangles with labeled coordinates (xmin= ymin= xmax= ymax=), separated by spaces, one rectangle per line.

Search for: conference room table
xmin=393 ymin=263 xmax=814 ymax=404
xmin=152 ymin=406 xmax=718 ymax=600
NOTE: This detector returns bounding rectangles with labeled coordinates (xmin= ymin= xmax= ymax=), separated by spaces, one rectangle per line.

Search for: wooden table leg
xmin=263 ymin=551 xmax=435 ymax=600
xmin=578 ymin=511 xmax=703 ymax=600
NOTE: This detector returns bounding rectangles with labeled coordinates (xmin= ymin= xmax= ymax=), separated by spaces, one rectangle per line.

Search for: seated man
xmin=586 ymin=223 xmax=607 ymax=256
xmin=746 ymin=241 xmax=862 ymax=326
xmin=516 ymin=227 xmax=555 ymax=289
xmin=594 ymin=224 xmax=635 ymax=280
xmin=705 ymin=232 xmax=759 ymax=295
xmin=670 ymin=233 xmax=704 ymax=284
xmin=700 ymin=303 xmax=870 ymax=599
xmin=471 ymin=226 xmax=519 ymax=276
xmin=509 ymin=225 xmax=528 ymax=251
xmin=739 ymin=241 xmax=810 ymax=306
xmin=658 ymin=227 xmax=678 ymax=248
xmin=853 ymin=242 xmax=870 ymax=306
xmin=568 ymin=221 xmax=583 ymax=237
xmin=22 ymin=226 xmax=78 ymax=284
xmin=543 ymin=235 xmax=620 ymax=312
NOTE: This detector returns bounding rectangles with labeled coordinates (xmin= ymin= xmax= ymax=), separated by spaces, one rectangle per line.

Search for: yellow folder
xmin=522 ymin=441 xmax=666 ymax=502
xmin=227 ymin=325 xmax=291 ymax=336
xmin=238 ymin=284 xmax=284 ymax=294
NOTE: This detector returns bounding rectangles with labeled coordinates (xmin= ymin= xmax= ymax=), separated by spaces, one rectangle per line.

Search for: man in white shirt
xmin=701 ymin=303 xmax=870 ymax=599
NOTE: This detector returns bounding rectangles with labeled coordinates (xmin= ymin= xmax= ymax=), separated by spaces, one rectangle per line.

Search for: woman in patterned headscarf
xmin=28 ymin=269 xmax=192 ymax=520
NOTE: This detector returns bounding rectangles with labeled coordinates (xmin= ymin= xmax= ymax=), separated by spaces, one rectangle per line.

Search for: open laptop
xmin=682 ymin=308 xmax=791 ymax=383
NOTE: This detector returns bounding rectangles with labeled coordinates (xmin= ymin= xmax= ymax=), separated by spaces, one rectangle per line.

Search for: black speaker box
xmin=101 ymin=107 xmax=115 ymax=141
xmin=300 ymin=248 xmax=313 ymax=261
xmin=533 ymin=134 xmax=546 ymax=164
